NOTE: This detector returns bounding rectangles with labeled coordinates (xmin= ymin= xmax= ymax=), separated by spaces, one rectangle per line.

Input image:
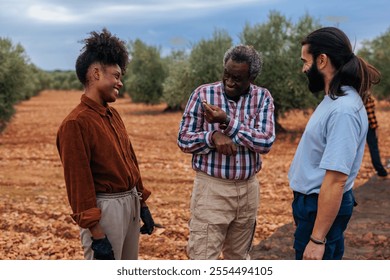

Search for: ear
xmin=317 ymin=53 xmax=328 ymax=70
xmin=93 ymin=67 xmax=100 ymax=80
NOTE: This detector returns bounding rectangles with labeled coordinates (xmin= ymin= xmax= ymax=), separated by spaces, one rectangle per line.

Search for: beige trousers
xmin=187 ymin=171 xmax=259 ymax=260
xmin=80 ymin=189 xmax=141 ymax=260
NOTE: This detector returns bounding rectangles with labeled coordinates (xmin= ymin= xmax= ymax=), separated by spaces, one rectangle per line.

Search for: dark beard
xmin=306 ymin=62 xmax=325 ymax=93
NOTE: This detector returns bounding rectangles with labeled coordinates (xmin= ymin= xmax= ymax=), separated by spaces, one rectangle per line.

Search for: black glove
xmin=140 ymin=206 xmax=155 ymax=235
xmin=91 ymin=235 xmax=115 ymax=260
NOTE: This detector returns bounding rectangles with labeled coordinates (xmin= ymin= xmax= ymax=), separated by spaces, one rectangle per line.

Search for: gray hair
xmin=223 ymin=44 xmax=262 ymax=79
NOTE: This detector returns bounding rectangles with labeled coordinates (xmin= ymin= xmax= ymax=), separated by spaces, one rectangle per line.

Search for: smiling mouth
xmin=223 ymin=83 xmax=234 ymax=91
xmin=225 ymin=86 xmax=236 ymax=94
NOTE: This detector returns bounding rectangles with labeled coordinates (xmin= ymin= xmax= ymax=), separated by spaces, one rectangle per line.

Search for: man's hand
xmin=303 ymin=240 xmax=325 ymax=260
xmin=212 ymin=131 xmax=237 ymax=156
xmin=202 ymin=101 xmax=227 ymax=124
xmin=140 ymin=206 xmax=155 ymax=235
xmin=303 ymin=170 xmax=347 ymax=260
xmin=91 ymin=235 xmax=115 ymax=260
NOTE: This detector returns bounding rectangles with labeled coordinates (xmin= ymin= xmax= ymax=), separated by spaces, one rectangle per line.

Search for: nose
xmin=225 ymin=77 xmax=235 ymax=88
xmin=117 ymin=79 xmax=123 ymax=88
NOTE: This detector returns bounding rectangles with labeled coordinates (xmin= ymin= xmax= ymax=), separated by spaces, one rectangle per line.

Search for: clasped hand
xmin=202 ymin=100 xmax=237 ymax=156
xmin=202 ymin=101 xmax=237 ymax=156
xmin=212 ymin=132 xmax=237 ymax=156
xmin=202 ymin=101 xmax=227 ymax=124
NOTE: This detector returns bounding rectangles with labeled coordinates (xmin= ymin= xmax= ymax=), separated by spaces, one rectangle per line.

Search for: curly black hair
xmin=75 ymin=28 xmax=129 ymax=86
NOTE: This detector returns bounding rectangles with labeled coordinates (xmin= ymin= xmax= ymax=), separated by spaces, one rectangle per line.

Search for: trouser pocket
xmin=187 ymin=220 xmax=209 ymax=259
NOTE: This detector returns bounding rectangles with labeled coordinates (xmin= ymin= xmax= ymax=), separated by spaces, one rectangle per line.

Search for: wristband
xmin=224 ymin=115 xmax=231 ymax=125
xmin=310 ymin=235 xmax=326 ymax=245
xmin=219 ymin=115 xmax=230 ymax=130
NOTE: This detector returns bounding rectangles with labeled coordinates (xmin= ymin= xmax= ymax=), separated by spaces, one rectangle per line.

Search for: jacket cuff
xmin=140 ymin=187 xmax=151 ymax=202
xmin=71 ymin=207 xmax=101 ymax=229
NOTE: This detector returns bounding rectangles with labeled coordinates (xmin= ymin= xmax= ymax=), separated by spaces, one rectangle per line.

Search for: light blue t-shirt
xmin=288 ymin=86 xmax=368 ymax=195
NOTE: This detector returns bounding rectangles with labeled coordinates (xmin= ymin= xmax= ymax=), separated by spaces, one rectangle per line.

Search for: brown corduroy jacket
xmin=56 ymin=94 xmax=151 ymax=228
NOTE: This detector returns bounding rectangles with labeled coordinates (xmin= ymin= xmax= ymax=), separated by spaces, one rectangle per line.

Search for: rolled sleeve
xmin=72 ymin=208 xmax=101 ymax=229
xmin=178 ymin=91 xmax=214 ymax=154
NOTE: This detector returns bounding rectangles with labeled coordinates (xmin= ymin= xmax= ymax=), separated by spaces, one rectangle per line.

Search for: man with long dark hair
xmin=288 ymin=27 xmax=381 ymax=260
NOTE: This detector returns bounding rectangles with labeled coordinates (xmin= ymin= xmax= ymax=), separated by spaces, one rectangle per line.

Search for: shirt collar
xmin=81 ymin=94 xmax=112 ymax=116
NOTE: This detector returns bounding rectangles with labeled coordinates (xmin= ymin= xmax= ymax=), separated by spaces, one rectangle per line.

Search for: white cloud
xmin=17 ymin=0 xmax=270 ymax=24
xmin=27 ymin=5 xmax=81 ymax=23
xmin=101 ymin=0 xmax=265 ymax=12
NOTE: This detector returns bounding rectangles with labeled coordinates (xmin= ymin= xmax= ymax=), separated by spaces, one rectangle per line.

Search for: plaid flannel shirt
xmin=365 ymin=96 xmax=378 ymax=129
xmin=178 ymin=81 xmax=275 ymax=180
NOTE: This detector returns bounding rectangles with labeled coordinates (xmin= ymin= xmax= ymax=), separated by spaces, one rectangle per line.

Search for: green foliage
xmin=46 ymin=70 xmax=82 ymax=91
xmin=240 ymin=11 xmax=322 ymax=128
xmin=0 ymin=38 xmax=27 ymax=120
xmin=26 ymin=64 xmax=51 ymax=98
xmin=358 ymin=27 xmax=390 ymax=99
xmin=125 ymin=39 xmax=167 ymax=104
xmin=161 ymin=29 xmax=232 ymax=110
xmin=158 ymin=13 xmax=325 ymax=126
xmin=161 ymin=50 xmax=191 ymax=110
xmin=188 ymin=29 xmax=233 ymax=89
xmin=0 ymin=37 xmax=49 ymax=131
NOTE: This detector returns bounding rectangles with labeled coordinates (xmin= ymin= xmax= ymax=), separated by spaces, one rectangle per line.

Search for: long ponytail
xmin=302 ymin=27 xmax=381 ymax=101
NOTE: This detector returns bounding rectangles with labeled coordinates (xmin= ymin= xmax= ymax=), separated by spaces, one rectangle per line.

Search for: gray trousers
xmin=80 ymin=189 xmax=141 ymax=260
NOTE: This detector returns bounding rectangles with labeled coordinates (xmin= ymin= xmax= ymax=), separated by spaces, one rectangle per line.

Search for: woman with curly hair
xmin=57 ymin=28 xmax=155 ymax=260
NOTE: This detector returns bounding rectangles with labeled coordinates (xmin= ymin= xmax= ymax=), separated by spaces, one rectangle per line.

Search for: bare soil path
xmin=0 ymin=90 xmax=389 ymax=260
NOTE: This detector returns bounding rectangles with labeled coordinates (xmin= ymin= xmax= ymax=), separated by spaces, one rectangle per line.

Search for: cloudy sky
xmin=1 ymin=0 xmax=389 ymax=71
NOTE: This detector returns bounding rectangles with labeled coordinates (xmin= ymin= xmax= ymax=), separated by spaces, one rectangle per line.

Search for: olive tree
xmin=358 ymin=27 xmax=390 ymax=99
xmin=161 ymin=50 xmax=191 ymax=110
xmin=125 ymin=39 xmax=167 ymax=104
xmin=240 ymin=11 xmax=322 ymax=131
xmin=161 ymin=29 xmax=232 ymax=110
xmin=0 ymin=38 xmax=48 ymax=130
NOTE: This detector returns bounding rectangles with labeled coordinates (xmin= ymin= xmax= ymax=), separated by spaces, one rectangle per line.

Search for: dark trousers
xmin=292 ymin=190 xmax=355 ymax=260
xmin=366 ymin=128 xmax=387 ymax=176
